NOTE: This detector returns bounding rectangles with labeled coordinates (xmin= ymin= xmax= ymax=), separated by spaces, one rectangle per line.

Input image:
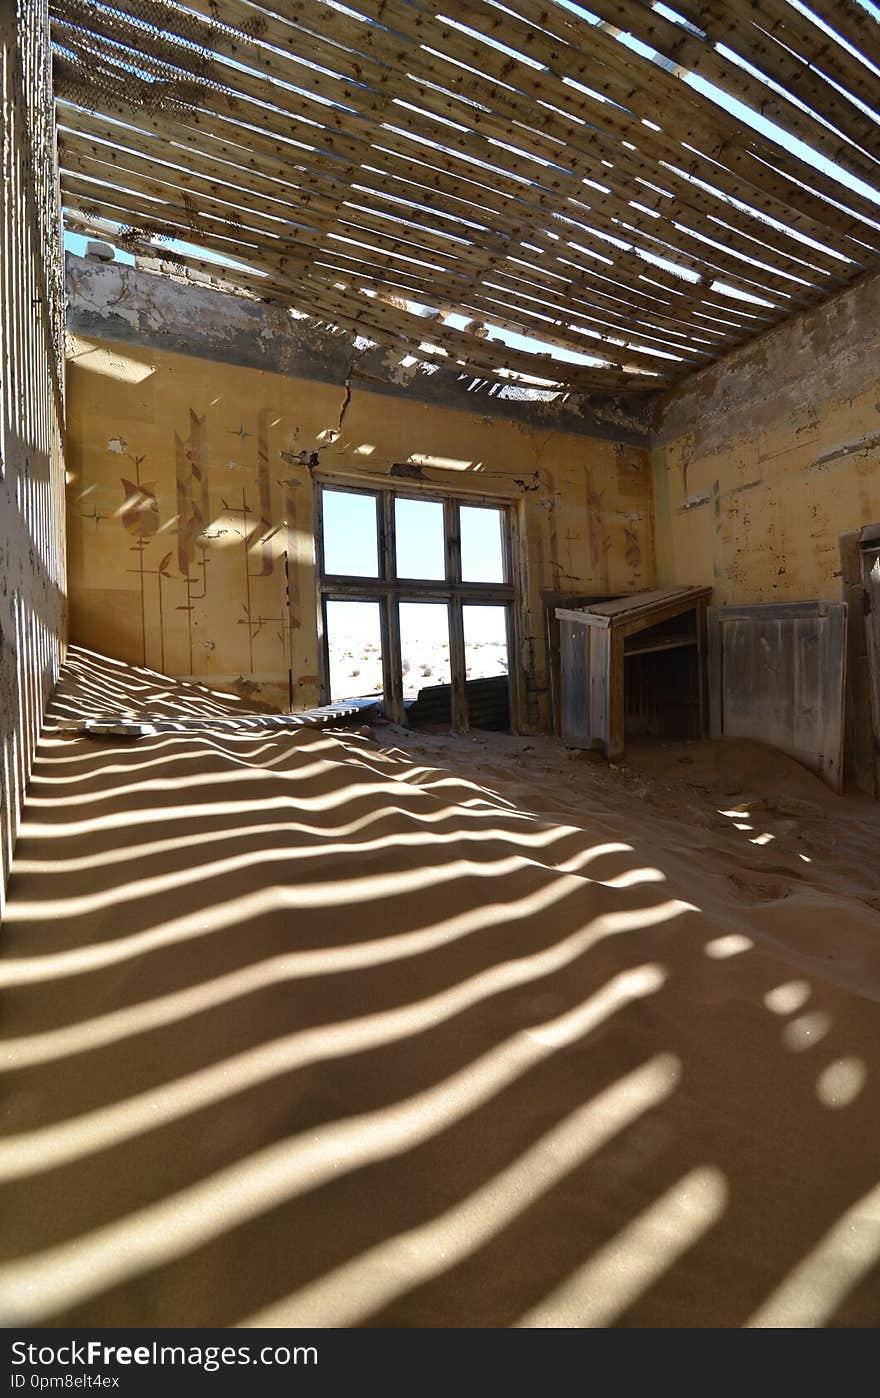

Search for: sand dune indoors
xmin=2 ymin=646 xmax=880 ymax=1328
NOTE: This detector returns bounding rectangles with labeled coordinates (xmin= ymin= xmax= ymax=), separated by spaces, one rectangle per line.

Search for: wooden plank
xmin=861 ymin=543 xmax=880 ymax=797
xmin=636 ymin=0 xmax=880 ymax=164
xmin=710 ymin=600 xmax=840 ymax=621
xmin=792 ymin=615 xmax=823 ymax=763
xmin=745 ymin=0 xmax=880 ymax=113
xmin=556 ymin=607 xmax=612 ymax=628
xmin=606 ymin=631 xmax=625 ymax=761
xmin=707 ymin=604 xmax=722 ymax=739
xmin=559 ymin=619 xmax=591 ymax=746
xmin=589 ymin=626 xmax=609 ymax=753
xmin=50 ymin=0 xmax=880 ymax=392
xmin=839 ymin=529 xmax=877 ymax=795
xmin=799 ymin=0 xmax=880 ymax=71
xmin=544 ymin=591 xmax=612 ymax=735
xmin=821 ymin=603 xmax=847 ymax=794
xmin=711 ymin=600 xmax=847 ymax=789
xmin=584 ymin=585 xmax=712 ymax=621
xmin=582 ymin=0 xmax=880 ymax=188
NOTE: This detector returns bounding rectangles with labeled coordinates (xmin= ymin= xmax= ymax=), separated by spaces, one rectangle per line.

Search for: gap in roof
xmin=788 ymin=0 xmax=880 ymax=79
xmin=609 ymin=17 xmax=880 ymax=209
xmin=52 ymin=0 xmax=880 ymax=394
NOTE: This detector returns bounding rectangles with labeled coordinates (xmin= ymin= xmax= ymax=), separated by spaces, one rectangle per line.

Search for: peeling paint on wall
xmin=66 ymin=255 xmax=653 ymax=447
xmin=653 ymin=272 xmax=880 ymax=604
xmin=66 ymin=327 xmax=655 ymax=726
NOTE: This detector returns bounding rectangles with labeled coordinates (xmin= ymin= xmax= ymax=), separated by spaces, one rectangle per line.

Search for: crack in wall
xmin=337 ymin=371 xmax=353 ymax=436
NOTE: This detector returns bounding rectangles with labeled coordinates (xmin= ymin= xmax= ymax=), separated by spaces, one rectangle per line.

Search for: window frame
xmin=315 ymin=479 xmax=520 ymax=730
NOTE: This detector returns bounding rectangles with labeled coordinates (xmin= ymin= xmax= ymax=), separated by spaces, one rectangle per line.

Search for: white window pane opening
xmin=463 ymin=603 xmax=510 ymax=731
xmin=394 ymin=497 xmax=446 ymax=580
xmin=460 ymin=505 xmax=505 ymax=583
xmin=326 ymin=600 xmax=384 ymax=701
xmin=463 ymin=605 xmax=509 ymax=680
xmin=399 ymin=601 xmax=451 ymax=699
xmin=322 ymin=489 xmax=379 ymax=577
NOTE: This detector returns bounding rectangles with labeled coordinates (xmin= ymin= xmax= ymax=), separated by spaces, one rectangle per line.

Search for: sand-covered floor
xmin=2 ymin=645 xmax=880 ymax=1327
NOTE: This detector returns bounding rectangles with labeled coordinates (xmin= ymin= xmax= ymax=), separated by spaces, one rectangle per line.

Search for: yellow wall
xmin=65 ymin=334 xmax=654 ymax=723
xmin=652 ymin=272 xmax=880 ymax=605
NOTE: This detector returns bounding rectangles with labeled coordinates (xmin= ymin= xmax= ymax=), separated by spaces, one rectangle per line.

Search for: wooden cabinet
xmin=556 ymin=586 xmax=711 ymax=760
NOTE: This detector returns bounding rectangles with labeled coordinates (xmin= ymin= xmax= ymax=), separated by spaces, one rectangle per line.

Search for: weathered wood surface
xmin=708 ymin=600 xmax=847 ymax=792
xmin=544 ymin=592 xmax=614 ymax=735
xmin=556 ymin=585 xmax=711 ymax=628
xmin=50 ymin=0 xmax=880 ymax=394
xmin=840 ymin=530 xmax=879 ymax=798
xmin=558 ymin=586 xmax=709 ymax=758
xmin=862 ymin=544 xmax=880 ymax=798
xmin=559 ymin=617 xmax=594 ymax=749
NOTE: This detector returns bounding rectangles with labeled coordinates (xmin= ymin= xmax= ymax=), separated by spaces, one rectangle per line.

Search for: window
xmin=394 ymin=497 xmax=446 ymax=580
xmin=400 ymin=601 xmax=451 ymax=697
xmin=317 ymin=484 xmax=517 ymax=730
xmin=460 ymin=505 xmax=506 ymax=583
xmin=321 ymin=489 xmax=379 ymax=577
xmin=463 ymin=604 xmax=509 ymax=680
xmin=325 ymin=599 xmax=384 ymax=702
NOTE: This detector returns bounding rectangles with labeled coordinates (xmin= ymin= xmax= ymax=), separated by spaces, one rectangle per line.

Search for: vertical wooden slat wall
xmin=707 ymin=602 xmax=848 ymax=792
xmin=0 ymin=0 xmax=66 ymax=908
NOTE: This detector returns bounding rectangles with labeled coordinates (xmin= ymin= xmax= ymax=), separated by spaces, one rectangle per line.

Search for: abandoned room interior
xmin=2 ymin=0 xmax=880 ymax=1334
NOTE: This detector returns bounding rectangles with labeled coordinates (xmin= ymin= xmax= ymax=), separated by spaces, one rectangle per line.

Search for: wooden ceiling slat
xmin=93 ymin=0 xmax=876 ymax=263
xmin=447 ymin=0 xmax=880 ymax=236
xmin=581 ymin=0 xmax=880 ymax=179
xmin=55 ymin=92 xmax=542 ymax=238
xmin=501 ymin=248 xmax=763 ymax=343
xmin=673 ymin=0 xmax=880 ymax=121
xmin=744 ymin=0 xmax=880 ymax=110
xmin=54 ymin=8 xmax=867 ymax=278
xmin=489 ymin=261 xmax=743 ymax=345
xmin=51 ymin=0 xmax=880 ymax=395
xmin=484 ymin=282 xmax=723 ymax=354
xmin=56 ymin=31 xmax=831 ymax=316
xmin=298 ymin=274 xmax=666 ymax=385
xmin=56 ymin=101 xmax=542 ymax=264
xmin=451 ymin=290 xmax=705 ymax=366
xmin=285 ymin=275 xmax=667 ymax=387
xmin=376 ymin=2 xmax=880 ymax=257
xmin=242 ymin=0 xmax=880 ymax=255
xmin=63 ymin=174 xmax=670 ymax=385
xmin=58 ymin=132 xmax=518 ymax=272
xmin=56 ymin=140 xmax=805 ymax=360
xmin=391 ymin=72 xmax=840 ymax=297
xmin=798 ymin=0 xmax=880 ymax=72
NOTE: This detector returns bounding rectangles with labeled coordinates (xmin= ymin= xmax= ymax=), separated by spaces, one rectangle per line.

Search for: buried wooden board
xmin=707 ymin=601 xmax=847 ymax=792
xmin=64 ymin=698 xmax=382 ymax=737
